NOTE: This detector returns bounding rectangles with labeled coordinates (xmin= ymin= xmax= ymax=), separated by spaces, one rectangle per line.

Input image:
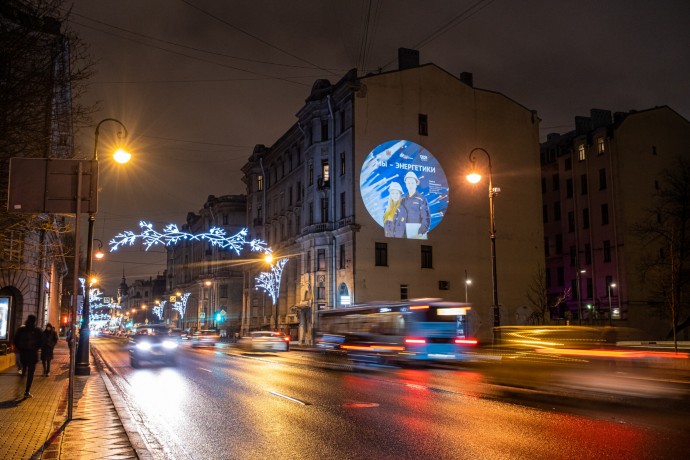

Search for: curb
xmin=92 ymin=348 xmax=154 ymax=460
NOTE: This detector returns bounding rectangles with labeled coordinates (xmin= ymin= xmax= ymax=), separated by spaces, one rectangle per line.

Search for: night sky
xmin=65 ymin=0 xmax=690 ymax=294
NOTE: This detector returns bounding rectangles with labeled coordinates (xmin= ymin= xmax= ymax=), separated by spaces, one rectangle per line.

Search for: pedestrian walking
xmin=41 ymin=323 xmax=59 ymax=376
xmin=66 ymin=326 xmax=74 ymax=353
xmin=13 ymin=315 xmax=43 ymax=398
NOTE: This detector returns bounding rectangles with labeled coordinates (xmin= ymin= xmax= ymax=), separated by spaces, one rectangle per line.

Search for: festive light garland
xmin=109 ymin=222 xmax=288 ymax=318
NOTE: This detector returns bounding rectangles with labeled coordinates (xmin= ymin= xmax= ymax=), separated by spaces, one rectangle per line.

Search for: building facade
xmin=541 ymin=107 xmax=690 ymax=339
xmin=242 ymin=50 xmax=544 ymax=343
xmin=166 ymin=194 xmax=247 ymax=333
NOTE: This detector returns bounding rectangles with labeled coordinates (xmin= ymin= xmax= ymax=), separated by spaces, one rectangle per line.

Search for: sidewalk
xmin=0 ymin=341 xmax=143 ymax=460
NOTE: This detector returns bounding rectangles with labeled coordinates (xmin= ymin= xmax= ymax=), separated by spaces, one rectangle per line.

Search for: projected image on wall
xmin=360 ymin=140 xmax=449 ymax=239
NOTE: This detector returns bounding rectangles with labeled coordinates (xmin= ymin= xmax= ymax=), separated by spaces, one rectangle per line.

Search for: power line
xmin=180 ymin=0 xmax=339 ymax=77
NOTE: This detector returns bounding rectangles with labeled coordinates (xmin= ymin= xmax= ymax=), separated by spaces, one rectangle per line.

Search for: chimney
xmin=460 ymin=72 xmax=473 ymax=87
xmin=398 ymin=48 xmax=419 ymax=70
xmin=590 ymin=109 xmax=612 ymax=129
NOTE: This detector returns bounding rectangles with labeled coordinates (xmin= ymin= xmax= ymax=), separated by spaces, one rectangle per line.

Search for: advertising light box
xmin=360 ymin=140 xmax=449 ymax=239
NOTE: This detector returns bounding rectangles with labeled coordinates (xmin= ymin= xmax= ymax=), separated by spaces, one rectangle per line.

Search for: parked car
xmin=190 ymin=329 xmax=220 ymax=348
xmin=239 ymin=331 xmax=290 ymax=352
xmin=129 ymin=325 xmax=178 ymax=368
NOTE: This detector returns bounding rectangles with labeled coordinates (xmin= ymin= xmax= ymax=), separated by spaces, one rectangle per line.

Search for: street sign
xmin=170 ymin=296 xmax=177 ymax=302
xmin=199 ymin=312 xmax=206 ymax=319
xmin=7 ymin=158 xmax=98 ymax=214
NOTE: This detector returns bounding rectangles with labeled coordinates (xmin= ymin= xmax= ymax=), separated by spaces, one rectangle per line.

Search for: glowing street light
xmin=467 ymin=148 xmax=500 ymax=329
xmin=75 ymin=118 xmax=131 ymax=376
xmin=608 ymin=282 xmax=617 ymax=326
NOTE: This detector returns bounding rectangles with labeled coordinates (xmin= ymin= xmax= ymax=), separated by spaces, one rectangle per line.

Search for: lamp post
xmin=576 ymin=269 xmax=586 ymax=325
xmin=466 ymin=148 xmax=500 ymax=328
xmin=93 ymin=239 xmax=105 ymax=261
xmin=75 ymin=118 xmax=129 ymax=375
xmin=608 ymin=282 xmax=616 ymax=326
xmin=464 ymin=270 xmax=472 ymax=304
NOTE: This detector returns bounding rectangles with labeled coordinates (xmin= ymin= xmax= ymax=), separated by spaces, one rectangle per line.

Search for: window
xmin=289 ymin=186 xmax=293 ymax=206
xmin=317 ymin=249 xmax=326 ymax=271
xmin=340 ymin=152 xmax=346 ymax=175
xmin=601 ymin=204 xmax=609 ymax=225
xmin=578 ymin=144 xmax=586 ymax=161
xmin=544 ymin=237 xmax=550 ymax=257
xmin=222 ymin=213 xmax=228 ymax=225
xmin=599 ymin=168 xmax=607 ymax=190
xmin=306 ymin=251 xmax=311 ymax=273
xmin=569 ymin=246 xmax=577 ymax=267
xmin=565 ymin=158 xmax=572 ymax=171
xmin=568 ymin=212 xmax=575 ymax=233
xmin=219 ymin=284 xmax=228 ymax=299
xmin=554 ymin=201 xmax=561 ymax=221
xmin=545 ymin=267 xmax=551 ymax=288
xmin=257 ymin=206 xmax=263 ymax=224
xmin=603 ymin=240 xmax=611 ymax=262
xmin=321 ymin=120 xmax=329 ymax=141
xmin=582 ymin=208 xmax=589 ymax=229
xmin=552 ymin=174 xmax=559 ymax=191
xmin=317 ymin=286 xmax=325 ymax=300
xmin=297 ymin=181 xmax=302 ymax=200
xmin=543 ymin=205 xmax=548 ymax=223
xmin=339 ymin=244 xmax=346 ymax=269
xmin=375 ymin=242 xmax=388 ymax=266
xmin=541 ymin=177 xmax=546 ymax=194
xmin=257 ymin=175 xmax=263 ymax=192
xmin=321 ymin=197 xmax=329 ymax=223
xmin=421 ymin=245 xmax=433 ymax=268
xmin=555 ymin=234 xmax=563 ymax=254
xmin=322 ymin=160 xmax=330 ymax=182
xmin=605 ymin=275 xmax=613 ymax=289
xmin=309 ymin=202 xmax=314 ymax=224
xmin=308 ymin=160 xmax=314 ymax=185
xmin=557 ymin=267 xmax=564 ymax=286
xmin=566 ymin=179 xmax=573 ymax=198
xmin=400 ymin=284 xmax=409 ymax=300
xmin=418 ymin=114 xmax=428 ymax=136
xmin=586 ymin=278 xmax=593 ymax=299
xmin=340 ymin=192 xmax=346 ymax=220
xmin=584 ymin=243 xmax=591 ymax=265
xmin=580 ymin=174 xmax=588 ymax=195
xmin=597 ymin=138 xmax=605 ymax=155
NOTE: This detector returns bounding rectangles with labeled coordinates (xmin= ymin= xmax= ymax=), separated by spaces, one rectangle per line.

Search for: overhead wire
xmin=377 ymin=0 xmax=497 ymax=72
xmin=180 ymin=0 xmax=339 ymax=77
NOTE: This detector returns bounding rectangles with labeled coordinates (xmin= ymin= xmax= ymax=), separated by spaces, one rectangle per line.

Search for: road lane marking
xmin=268 ymin=391 xmax=310 ymax=405
xmin=199 ymin=368 xmax=212 ymax=373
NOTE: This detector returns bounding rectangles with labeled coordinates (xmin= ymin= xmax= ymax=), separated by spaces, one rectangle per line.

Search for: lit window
xmin=578 ymin=144 xmax=586 ymax=161
xmin=597 ymin=138 xmax=605 ymax=154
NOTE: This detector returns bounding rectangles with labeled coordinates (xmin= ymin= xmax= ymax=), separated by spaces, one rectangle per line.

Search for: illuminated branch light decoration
xmin=172 ymin=293 xmax=191 ymax=318
xmin=109 ymin=222 xmax=285 ymax=313
xmin=79 ymin=277 xmax=104 ymax=314
xmin=153 ymin=301 xmax=165 ymax=321
xmin=109 ymin=221 xmax=268 ymax=254
xmin=255 ymin=257 xmax=288 ymax=305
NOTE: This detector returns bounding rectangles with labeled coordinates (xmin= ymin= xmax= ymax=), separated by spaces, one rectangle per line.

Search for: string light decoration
xmin=152 ymin=301 xmax=165 ymax=320
xmin=255 ymin=257 xmax=288 ymax=306
xmin=109 ymin=222 xmax=289 ymax=327
xmin=109 ymin=221 xmax=268 ymax=254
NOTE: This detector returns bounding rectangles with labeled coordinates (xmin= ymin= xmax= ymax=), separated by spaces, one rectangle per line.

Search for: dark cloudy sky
xmin=65 ymin=0 xmax=690 ymax=294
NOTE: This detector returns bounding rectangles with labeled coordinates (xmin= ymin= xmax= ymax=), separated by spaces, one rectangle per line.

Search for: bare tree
xmin=633 ymin=157 xmax=690 ymax=351
xmin=525 ymin=264 xmax=572 ymax=325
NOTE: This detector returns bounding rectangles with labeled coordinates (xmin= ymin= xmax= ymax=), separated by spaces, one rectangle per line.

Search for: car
xmin=128 ymin=325 xmax=178 ymax=368
xmin=190 ymin=329 xmax=220 ymax=348
xmin=239 ymin=331 xmax=290 ymax=352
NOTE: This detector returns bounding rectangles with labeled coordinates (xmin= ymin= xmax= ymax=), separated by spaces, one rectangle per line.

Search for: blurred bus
xmin=317 ymin=298 xmax=477 ymax=365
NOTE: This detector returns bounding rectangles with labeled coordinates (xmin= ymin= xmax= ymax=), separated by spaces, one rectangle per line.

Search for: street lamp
xmin=466 ymin=148 xmax=500 ymax=328
xmin=576 ymin=269 xmax=586 ymax=325
xmin=75 ymin=118 xmax=130 ymax=376
xmin=93 ymin=239 xmax=105 ymax=260
xmin=464 ymin=270 xmax=472 ymax=304
xmin=608 ymin=282 xmax=617 ymax=326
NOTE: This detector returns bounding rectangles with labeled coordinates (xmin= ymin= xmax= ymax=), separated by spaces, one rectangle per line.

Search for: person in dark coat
xmin=41 ymin=323 xmax=59 ymax=376
xmin=13 ymin=315 xmax=43 ymax=398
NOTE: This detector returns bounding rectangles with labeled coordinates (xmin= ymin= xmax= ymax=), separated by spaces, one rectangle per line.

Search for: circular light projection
xmin=360 ymin=140 xmax=449 ymax=239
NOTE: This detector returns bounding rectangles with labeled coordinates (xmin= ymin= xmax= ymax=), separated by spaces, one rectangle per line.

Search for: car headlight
xmin=162 ymin=340 xmax=178 ymax=349
xmin=136 ymin=341 xmax=152 ymax=351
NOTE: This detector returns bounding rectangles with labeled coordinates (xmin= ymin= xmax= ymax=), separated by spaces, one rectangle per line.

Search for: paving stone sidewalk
xmin=0 ymin=341 xmax=142 ymax=459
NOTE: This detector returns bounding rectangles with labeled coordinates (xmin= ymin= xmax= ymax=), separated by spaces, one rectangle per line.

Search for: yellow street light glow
xmin=90 ymin=277 xmax=98 ymax=285
xmin=466 ymin=172 xmax=482 ymax=184
xmin=113 ymin=148 xmax=132 ymax=164
xmin=264 ymin=254 xmax=274 ymax=264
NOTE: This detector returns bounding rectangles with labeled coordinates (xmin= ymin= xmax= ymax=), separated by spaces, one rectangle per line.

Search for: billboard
xmin=360 ymin=140 xmax=449 ymax=239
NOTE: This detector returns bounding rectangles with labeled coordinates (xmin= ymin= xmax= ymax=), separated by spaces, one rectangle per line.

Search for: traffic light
xmin=62 ymin=315 xmax=69 ymax=325
xmin=215 ymin=312 xmax=222 ymax=322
